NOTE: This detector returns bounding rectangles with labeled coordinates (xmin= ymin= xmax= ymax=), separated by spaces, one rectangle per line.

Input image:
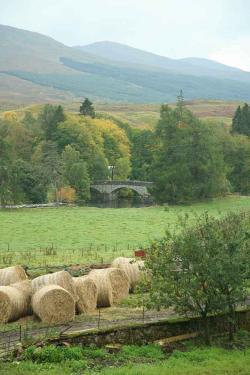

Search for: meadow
xmin=94 ymin=100 xmax=240 ymax=128
xmin=0 ymin=196 xmax=249 ymax=268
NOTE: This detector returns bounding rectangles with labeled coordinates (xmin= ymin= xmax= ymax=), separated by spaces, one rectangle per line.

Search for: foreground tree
xmin=146 ymin=212 xmax=250 ymax=344
xmin=79 ymin=98 xmax=95 ymax=118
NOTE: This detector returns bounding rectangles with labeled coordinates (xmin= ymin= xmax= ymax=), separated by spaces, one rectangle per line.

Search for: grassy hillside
xmin=2 ymin=99 xmax=238 ymax=129
xmin=2 ymin=25 xmax=250 ymax=105
xmin=93 ymin=100 xmax=240 ymax=128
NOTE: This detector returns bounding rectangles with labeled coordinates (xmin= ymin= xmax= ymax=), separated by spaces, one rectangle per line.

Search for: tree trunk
xmin=202 ymin=315 xmax=211 ymax=345
xmin=228 ymin=305 xmax=236 ymax=341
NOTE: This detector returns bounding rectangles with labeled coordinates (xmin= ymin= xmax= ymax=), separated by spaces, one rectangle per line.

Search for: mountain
xmin=1 ymin=25 xmax=250 ymax=107
xmin=78 ymin=41 xmax=250 ymax=82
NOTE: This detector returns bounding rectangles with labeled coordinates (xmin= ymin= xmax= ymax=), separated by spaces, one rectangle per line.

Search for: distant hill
xmin=1 ymin=25 xmax=250 ymax=107
xmin=78 ymin=41 xmax=250 ymax=82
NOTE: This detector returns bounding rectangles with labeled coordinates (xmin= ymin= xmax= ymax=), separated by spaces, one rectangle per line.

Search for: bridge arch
xmin=109 ymin=185 xmax=148 ymax=196
xmin=91 ymin=180 xmax=153 ymax=199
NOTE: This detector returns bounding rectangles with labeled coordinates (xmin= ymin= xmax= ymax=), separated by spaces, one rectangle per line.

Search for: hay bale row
xmin=31 ymin=271 xmax=78 ymax=302
xmin=73 ymin=276 xmax=97 ymax=314
xmin=0 ymin=280 xmax=31 ymax=323
xmin=0 ymin=257 xmax=146 ymax=324
xmin=32 ymin=285 xmax=75 ymax=324
xmin=0 ymin=265 xmax=27 ymax=286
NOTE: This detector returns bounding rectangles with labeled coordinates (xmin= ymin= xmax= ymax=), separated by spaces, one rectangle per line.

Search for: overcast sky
xmin=0 ymin=0 xmax=249 ymax=70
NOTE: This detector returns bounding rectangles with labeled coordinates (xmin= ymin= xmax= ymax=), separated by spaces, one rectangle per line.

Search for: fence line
xmin=0 ymin=306 xmax=154 ymax=359
xmin=0 ymin=243 xmax=147 ymax=271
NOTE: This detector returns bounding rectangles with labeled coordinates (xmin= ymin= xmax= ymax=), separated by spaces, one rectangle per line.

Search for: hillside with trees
xmin=2 ymin=25 xmax=250 ymax=106
xmin=0 ymin=97 xmax=249 ymax=205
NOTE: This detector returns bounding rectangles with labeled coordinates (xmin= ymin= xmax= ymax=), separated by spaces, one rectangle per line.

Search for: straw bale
xmin=32 ymin=285 xmax=75 ymax=324
xmin=88 ymin=270 xmax=113 ymax=307
xmin=31 ymin=271 xmax=78 ymax=301
xmin=73 ymin=276 xmax=97 ymax=314
xmin=0 ymin=280 xmax=32 ymax=323
xmin=0 ymin=266 xmax=27 ymax=286
xmin=102 ymin=268 xmax=129 ymax=303
xmin=111 ymin=257 xmax=143 ymax=291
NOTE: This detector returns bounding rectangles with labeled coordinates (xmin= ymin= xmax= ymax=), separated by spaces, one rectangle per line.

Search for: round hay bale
xmin=111 ymin=257 xmax=142 ymax=291
xmin=31 ymin=271 xmax=78 ymax=302
xmin=0 ymin=266 xmax=27 ymax=286
xmin=88 ymin=270 xmax=113 ymax=307
xmin=32 ymin=285 xmax=75 ymax=324
xmin=102 ymin=268 xmax=129 ymax=303
xmin=73 ymin=276 xmax=97 ymax=314
xmin=0 ymin=280 xmax=32 ymax=323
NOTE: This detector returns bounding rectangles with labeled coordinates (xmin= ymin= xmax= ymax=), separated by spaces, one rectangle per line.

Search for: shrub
xmin=119 ymin=344 xmax=165 ymax=360
xmin=22 ymin=345 xmax=83 ymax=363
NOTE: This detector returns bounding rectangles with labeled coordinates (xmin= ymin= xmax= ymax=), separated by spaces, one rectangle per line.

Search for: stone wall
xmin=52 ymin=309 xmax=250 ymax=347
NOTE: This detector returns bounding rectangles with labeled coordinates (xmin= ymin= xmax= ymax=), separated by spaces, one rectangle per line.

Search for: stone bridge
xmin=91 ymin=180 xmax=153 ymax=199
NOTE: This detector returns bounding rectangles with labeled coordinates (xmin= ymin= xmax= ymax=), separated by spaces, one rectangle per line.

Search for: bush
xmin=119 ymin=344 xmax=165 ymax=360
xmin=81 ymin=345 xmax=108 ymax=359
xmin=22 ymin=345 xmax=83 ymax=363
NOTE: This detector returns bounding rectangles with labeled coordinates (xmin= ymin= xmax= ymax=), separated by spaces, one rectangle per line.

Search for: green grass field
xmin=100 ymin=347 xmax=250 ymax=375
xmin=0 ymin=196 xmax=250 ymax=268
xmin=0 ymin=345 xmax=249 ymax=375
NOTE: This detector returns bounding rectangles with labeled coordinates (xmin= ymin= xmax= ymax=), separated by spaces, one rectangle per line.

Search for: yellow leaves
xmin=58 ymin=187 xmax=76 ymax=203
xmin=90 ymin=118 xmax=131 ymax=158
xmin=62 ymin=113 xmax=131 ymax=161
xmin=3 ymin=111 xmax=18 ymax=122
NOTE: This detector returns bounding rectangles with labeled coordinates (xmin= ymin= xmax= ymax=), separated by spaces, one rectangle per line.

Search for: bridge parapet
xmin=93 ymin=180 xmax=153 ymax=186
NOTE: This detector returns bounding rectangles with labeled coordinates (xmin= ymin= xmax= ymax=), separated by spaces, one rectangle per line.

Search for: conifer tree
xmin=79 ymin=98 xmax=95 ymax=118
xmin=232 ymin=104 xmax=250 ymax=136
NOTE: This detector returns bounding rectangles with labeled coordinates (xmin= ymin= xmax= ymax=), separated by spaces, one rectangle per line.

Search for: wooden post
xmin=98 ymin=309 xmax=101 ymax=330
xmin=142 ymin=299 xmax=145 ymax=323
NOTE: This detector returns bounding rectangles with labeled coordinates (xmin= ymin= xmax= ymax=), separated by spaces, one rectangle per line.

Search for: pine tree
xmin=39 ymin=104 xmax=65 ymax=141
xmin=79 ymin=98 xmax=95 ymax=118
xmin=232 ymin=104 xmax=250 ymax=136
xmin=177 ymin=89 xmax=185 ymax=120
xmin=232 ymin=105 xmax=241 ymax=134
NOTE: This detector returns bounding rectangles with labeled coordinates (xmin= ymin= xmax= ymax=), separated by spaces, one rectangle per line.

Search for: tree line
xmin=0 ymin=97 xmax=249 ymax=205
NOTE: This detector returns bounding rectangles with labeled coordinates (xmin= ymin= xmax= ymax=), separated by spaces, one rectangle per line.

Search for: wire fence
xmin=0 ymin=307 xmax=169 ymax=360
xmin=0 ymin=242 xmax=148 ymax=276
xmin=0 ymin=324 xmax=71 ymax=359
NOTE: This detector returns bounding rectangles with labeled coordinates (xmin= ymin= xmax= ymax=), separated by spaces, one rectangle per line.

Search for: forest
xmin=0 ymin=98 xmax=249 ymax=205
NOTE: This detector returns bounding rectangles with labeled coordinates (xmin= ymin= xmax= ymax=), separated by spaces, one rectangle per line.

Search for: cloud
xmin=209 ymin=37 xmax=250 ymax=72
